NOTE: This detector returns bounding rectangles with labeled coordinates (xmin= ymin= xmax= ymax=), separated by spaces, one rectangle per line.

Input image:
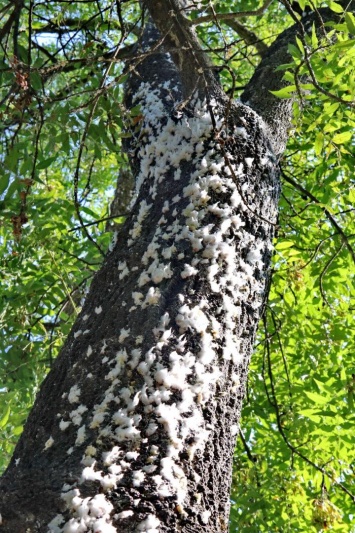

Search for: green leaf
xmin=314 ymin=132 xmax=323 ymax=156
xmin=0 ymin=406 xmax=11 ymax=429
xmin=30 ymin=72 xmax=42 ymax=91
xmin=16 ymin=44 xmax=29 ymax=63
xmin=0 ymin=173 xmax=10 ymax=195
xmin=270 ymin=85 xmax=296 ymax=99
xmin=298 ymin=409 xmax=322 ymax=422
xmin=4 ymin=148 xmax=19 ymax=172
xmin=288 ymin=43 xmax=302 ymax=59
xmin=329 ymin=1 xmax=344 ymax=13
xmin=332 ymin=131 xmax=352 ymax=144
xmin=311 ymin=24 xmax=318 ymax=48
xmin=36 ymin=156 xmax=58 ymax=170
xmin=275 ymin=241 xmax=294 ymax=250
xmin=12 ymin=425 xmax=23 ymax=436
xmin=295 ymin=36 xmax=305 ymax=55
xmin=345 ymin=12 xmax=355 ymax=34
xmin=304 ymin=390 xmax=330 ymax=405
xmin=333 ymin=39 xmax=354 ymax=49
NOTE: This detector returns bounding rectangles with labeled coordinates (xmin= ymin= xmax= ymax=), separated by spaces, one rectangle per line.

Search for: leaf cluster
xmin=0 ymin=1 xmax=354 ymax=532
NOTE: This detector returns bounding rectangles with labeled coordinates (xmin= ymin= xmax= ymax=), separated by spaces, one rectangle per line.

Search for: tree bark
xmin=0 ymin=2 xmax=351 ymax=532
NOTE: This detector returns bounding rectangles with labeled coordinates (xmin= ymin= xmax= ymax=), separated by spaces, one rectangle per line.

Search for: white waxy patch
xmin=201 ymin=510 xmax=211 ymax=524
xmin=234 ymin=126 xmax=248 ymax=138
xmin=176 ymin=305 xmax=209 ymax=334
xmin=143 ymin=288 xmax=160 ymax=310
xmin=129 ymin=200 xmax=152 ymax=243
xmin=231 ymin=424 xmax=239 ymax=436
xmin=138 ymin=270 xmax=150 ymax=287
xmin=95 ymin=306 xmax=102 ymax=315
xmin=146 ymin=422 xmax=158 ymax=436
xmin=126 ymin=451 xmax=140 ymax=461
xmin=143 ymin=464 xmax=157 ymax=474
xmin=246 ymin=243 xmax=263 ymax=266
xmin=90 ymin=412 xmax=107 ymax=428
xmin=161 ymin=245 xmax=176 ymax=259
xmin=137 ymin=514 xmax=161 ymax=533
xmin=44 ymin=436 xmax=54 ymax=450
xmin=85 ymin=445 xmax=96 ymax=456
xmin=59 ymin=420 xmax=71 ymax=431
xmin=58 ymin=490 xmax=116 ymax=533
xmin=132 ymin=470 xmax=145 ymax=487
xmin=181 ymin=264 xmax=198 ymax=279
xmin=133 ymin=292 xmax=144 ymax=305
xmin=128 ymin=349 xmax=141 ymax=371
xmin=149 ymin=261 xmax=173 ymax=284
xmin=68 ymin=384 xmax=81 ymax=404
xmin=75 ymin=425 xmax=86 ymax=446
xmin=48 ymin=514 xmax=65 ymax=533
xmin=116 ymin=510 xmax=134 ymax=519
xmin=118 ymin=261 xmax=127 ymax=271
xmin=69 ymin=405 xmax=88 ymax=426
xmin=102 ymin=446 xmax=122 ymax=466
xmin=119 ymin=328 xmax=130 ymax=343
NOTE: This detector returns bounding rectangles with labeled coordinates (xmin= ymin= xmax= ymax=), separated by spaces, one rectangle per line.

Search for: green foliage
xmin=232 ymin=3 xmax=355 ymax=530
xmin=0 ymin=0 xmax=354 ymax=531
xmin=0 ymin=0 xmax=135 ymax=472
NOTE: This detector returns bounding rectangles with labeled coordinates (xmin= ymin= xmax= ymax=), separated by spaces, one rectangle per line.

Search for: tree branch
xmin=0 ymin=0 xmax=23 ymax=44
xmin=186 ymin=3 xmax=268 ymax=58
xmin=190 ymin=0 xmax=274 ymax=25
xmin=142 ymin=0 xmax=222 ymax=100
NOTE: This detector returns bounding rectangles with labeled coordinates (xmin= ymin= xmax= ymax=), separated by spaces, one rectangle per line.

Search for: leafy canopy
xmin=0 ymin=1 xmax=354 ymax=531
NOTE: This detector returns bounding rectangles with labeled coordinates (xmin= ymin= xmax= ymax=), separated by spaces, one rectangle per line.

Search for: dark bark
xmin=0 ymin=2 xmax=351 ymax=532
xmin=105 ymin=169 xmax=135 ymax=233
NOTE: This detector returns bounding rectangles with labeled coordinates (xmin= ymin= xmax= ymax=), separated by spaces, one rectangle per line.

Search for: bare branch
xmin=190 ymin=0 xmax=274 ymax=26
xmin=68 ymin=213 xmax=129 ymax=233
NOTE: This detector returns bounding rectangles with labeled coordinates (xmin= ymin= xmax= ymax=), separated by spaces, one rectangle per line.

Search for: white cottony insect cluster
xmin=47 ymin=81 xmax=277 ymax=533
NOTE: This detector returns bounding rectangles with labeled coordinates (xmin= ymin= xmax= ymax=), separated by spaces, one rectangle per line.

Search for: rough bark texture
xmin=0 ymin=2 xmax=350 ymax=532
xmin=105 ymin=169 xmax=135 ymax=233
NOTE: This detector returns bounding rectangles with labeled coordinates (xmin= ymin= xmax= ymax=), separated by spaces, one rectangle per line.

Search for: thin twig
xmin=319 ymin=242 xmax=344 ymax=306
xmin=190 ymin=0 xmax=274 ymax=26
xmin=68 ymin=213 xmax=128 ymax=233
xmin=224 ymin=18 xmax=268 ymax=57
xmin=281 ymin=168 xmax=355 ymax=266
xmin=264 ymin=321 xmax=355 ymax=502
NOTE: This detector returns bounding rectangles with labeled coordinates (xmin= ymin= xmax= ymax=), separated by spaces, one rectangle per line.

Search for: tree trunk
xmin=0 ymin=2 xmax=350 ymax=532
